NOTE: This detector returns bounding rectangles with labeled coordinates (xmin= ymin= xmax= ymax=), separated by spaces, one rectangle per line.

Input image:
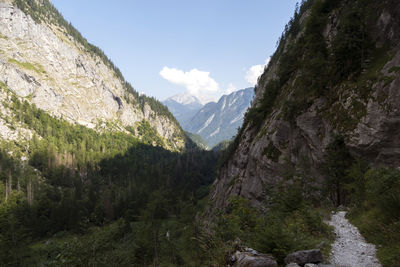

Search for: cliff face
xmin=211 ymin=0 xmax=400 ymax=210
xmin=0 ymin=0 xmax=184 ymax=150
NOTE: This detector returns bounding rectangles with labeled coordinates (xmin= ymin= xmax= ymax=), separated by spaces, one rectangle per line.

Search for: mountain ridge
xmin=210 ymin=0 xmax=400 ymax=211
xmin=162 ymin=92 xmax=203 ymax=130
xmin=185 ymin=87 xmax=254 ymax=147
xmin=0 ymin=0 xmax=185 ymax=151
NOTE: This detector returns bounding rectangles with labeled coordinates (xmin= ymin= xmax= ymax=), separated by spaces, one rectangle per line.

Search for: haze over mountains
xmin=163 ymin=87 xmax=254 ymax=147
xmin=162 ymin=92 xmax=203 ymax=131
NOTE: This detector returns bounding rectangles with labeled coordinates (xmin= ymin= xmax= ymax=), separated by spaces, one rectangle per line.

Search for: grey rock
xmin=284 ymin=249 xmax=323 ymax=265
xmin=304 ymin=264 xmax=318 ymax=267
xmin=286 ymin=263 xmax=301 ymax=267
xmin=207 ymin=1 xmax=400 ymax=214
xmin=0 ymin=3 xmax=184 ymax=150
xmin=183 ymin=88 xmax=254 ymax=147
xmin=231 ymin=250 xmax=277 ymax=267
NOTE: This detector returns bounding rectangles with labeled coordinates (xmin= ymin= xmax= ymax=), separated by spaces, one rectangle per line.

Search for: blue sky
xmin=52 ymin=0 xmax=298 ymax=103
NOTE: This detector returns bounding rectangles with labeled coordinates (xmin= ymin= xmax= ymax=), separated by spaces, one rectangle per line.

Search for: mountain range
xmin=162 ymin=92 xmax=203 ymax=130
xmin=163 ymin=87 xmax=254 ymax=147
xmin=1 ymin=0 xmax=400 ymax=265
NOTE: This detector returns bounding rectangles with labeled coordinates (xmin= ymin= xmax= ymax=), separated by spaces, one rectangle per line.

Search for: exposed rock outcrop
xmin=284 ymin=249 xmax=323 ymax=266
xmin=228 ymin=247 xmax=278 ymax=267
xmin=0 ymin=1 xmax=184 ymax=150
xmin=210 ymin=0 xmax=400 ymax=211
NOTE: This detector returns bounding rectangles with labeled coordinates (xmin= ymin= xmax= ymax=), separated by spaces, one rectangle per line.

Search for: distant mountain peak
xmin=167 ymin=92 xmax=202 ymax=106
xmin=162 ymin=92 xmax=204 ymax=129
xmin=185 ymin=87 xmax=254 ymax=147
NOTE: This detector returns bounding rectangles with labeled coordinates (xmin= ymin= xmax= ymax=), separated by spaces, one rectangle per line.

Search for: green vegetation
xmin=218 ymin=127 xmax=399 ymax=266
xmin=136 ymin=120 xmax=164 ymax=147
xmin=263 ymin=142 xmax=282 ymax=162
xmin=209 ymin=180 xmax=334 ymax=265
xmin=348 ymin=168 xmax=400 ymax=266
xmin=186 ymin=131 xmax=209 ymax=150
xmin=0 ymin=81 xmax=6 ymax=90
xmin=245 ymin=79 xmax=281 ymax=130
xmin=12 ymin=0 xmax=181 ymax=128
xmin=221 ymin=0 xmax=395 ymax=167
xmin=218 ymin=134 xmax=400 ymax=266
xmin=3 ymin=0 xmax=399 ymax=265
xmin=8 ymin=58 xmax=46 ymax=75
xmin=13 ymin=0 xmax=124 ymax=83
xmin=321 ymin=136 xmax=400 ymax=266
xmin=0 ymin=86 xmax=220 ymax=265
xmin=212 ymin=139 xmax=230 ymax=152
xmin=323 ymin=136 xmax=354 ymax=206
xmin=139 ymin=94 xmax=183 ymax=132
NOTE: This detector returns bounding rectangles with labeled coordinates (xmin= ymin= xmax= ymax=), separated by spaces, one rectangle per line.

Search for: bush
xmin=213 ymin=180 xmax=333 ymax=264
xmin=348 ymin=167 xmax=400 ymax=266
xmin=365 ymin=168 xmax=400 ymax=221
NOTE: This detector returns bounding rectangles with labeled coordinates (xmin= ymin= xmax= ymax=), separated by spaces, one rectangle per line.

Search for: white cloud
xmin=160 ymin=67 xmax=221 ymax=104
xmin=245 ymin=58 xmax=271 ymax=86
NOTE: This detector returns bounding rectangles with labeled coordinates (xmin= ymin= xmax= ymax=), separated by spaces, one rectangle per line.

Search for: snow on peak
xmin=168 ymin=92 xmax=201 ymax=105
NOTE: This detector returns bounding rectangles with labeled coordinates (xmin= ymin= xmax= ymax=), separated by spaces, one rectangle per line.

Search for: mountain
xmin=185 ymin=88 xmax=254 ymax=147
xmin=3 ymin=0 xmax=400 ymax=265
xmin=211 ymin=140 xmax=230 ymax=152
xmin=206 ymin=1 xmax=400 ymax=264
xmin=0 ymin=1 xmax=220 ymax=265
xmin=0 ymin=0 xmax=185 ymax=151
xmin=210 ymin=0 xmax=400 ymax=213
xmin=185 ymin=131 xmax=209 ymax=150
xmin=166 ymin=92 xmax=203 ymax=106
xmin=162 ymin=92 xmax=203 ymax=128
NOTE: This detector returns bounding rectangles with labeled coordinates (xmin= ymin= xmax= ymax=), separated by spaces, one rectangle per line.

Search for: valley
xmin=0 ymin=0 xmax=400 ymax=266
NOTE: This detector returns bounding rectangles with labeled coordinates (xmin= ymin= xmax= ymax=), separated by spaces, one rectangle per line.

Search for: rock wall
xmin=0 ymin=1 xmax=184 ymax=150
xmin=210 ymin=0 xmax=400 ymax=211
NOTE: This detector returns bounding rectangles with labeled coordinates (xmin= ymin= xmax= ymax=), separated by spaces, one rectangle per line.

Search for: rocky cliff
xmin=211 ymin=0 xmax=400 ymax=211
xmin=0 ymin=0 xmax=185 ymax=150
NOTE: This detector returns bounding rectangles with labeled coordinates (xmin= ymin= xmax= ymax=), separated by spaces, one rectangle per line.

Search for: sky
xmin=52 ymin=0 xmax=298 ymax=104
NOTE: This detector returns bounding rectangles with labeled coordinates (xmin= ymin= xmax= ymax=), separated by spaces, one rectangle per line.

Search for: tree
xmin=323 ymin=135 xmax=354 ymax=206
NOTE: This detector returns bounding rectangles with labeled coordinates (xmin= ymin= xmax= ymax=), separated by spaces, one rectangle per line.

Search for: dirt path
xmin=327 ymin=211 xmax=381 ymax=267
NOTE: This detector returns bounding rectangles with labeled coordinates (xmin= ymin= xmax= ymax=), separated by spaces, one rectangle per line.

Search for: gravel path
xmin=327 ymin=211 xmax=381 ymax=267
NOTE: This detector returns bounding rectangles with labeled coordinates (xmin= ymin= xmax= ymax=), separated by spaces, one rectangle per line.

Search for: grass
xmin=8 ymin=58 xmax=46 ymax=75
xmin=388 ymin=66 xmax=400 ymax=74
xmin=348 ymin=208 xmax=400 ymax=266
xmin=263 ymin=142 xmax=281 ymax=162
xmin=0 ymin=81 xmax=7 ymax=90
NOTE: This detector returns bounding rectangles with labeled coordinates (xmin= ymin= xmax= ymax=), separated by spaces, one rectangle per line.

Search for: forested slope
xmin=208 ymin=0 xmax=400 ymax=265
xmin=0 ymin=0 xmax=221 ymax=265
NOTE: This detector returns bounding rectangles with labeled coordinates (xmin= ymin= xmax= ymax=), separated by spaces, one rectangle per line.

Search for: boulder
xmin=305 ymin=264 xmax=318 ymax=267
xmin=286 ymin=263 xmax=301 ymax=267
xmin=284 ymin=249 xmax=323 ymax=265
xmin=229 ymin=247 xmax=278 ymax=267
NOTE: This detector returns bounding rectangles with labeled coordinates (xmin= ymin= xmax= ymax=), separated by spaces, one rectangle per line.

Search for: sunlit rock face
xmin=0 ymin=1 xmax=185 ymax=150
